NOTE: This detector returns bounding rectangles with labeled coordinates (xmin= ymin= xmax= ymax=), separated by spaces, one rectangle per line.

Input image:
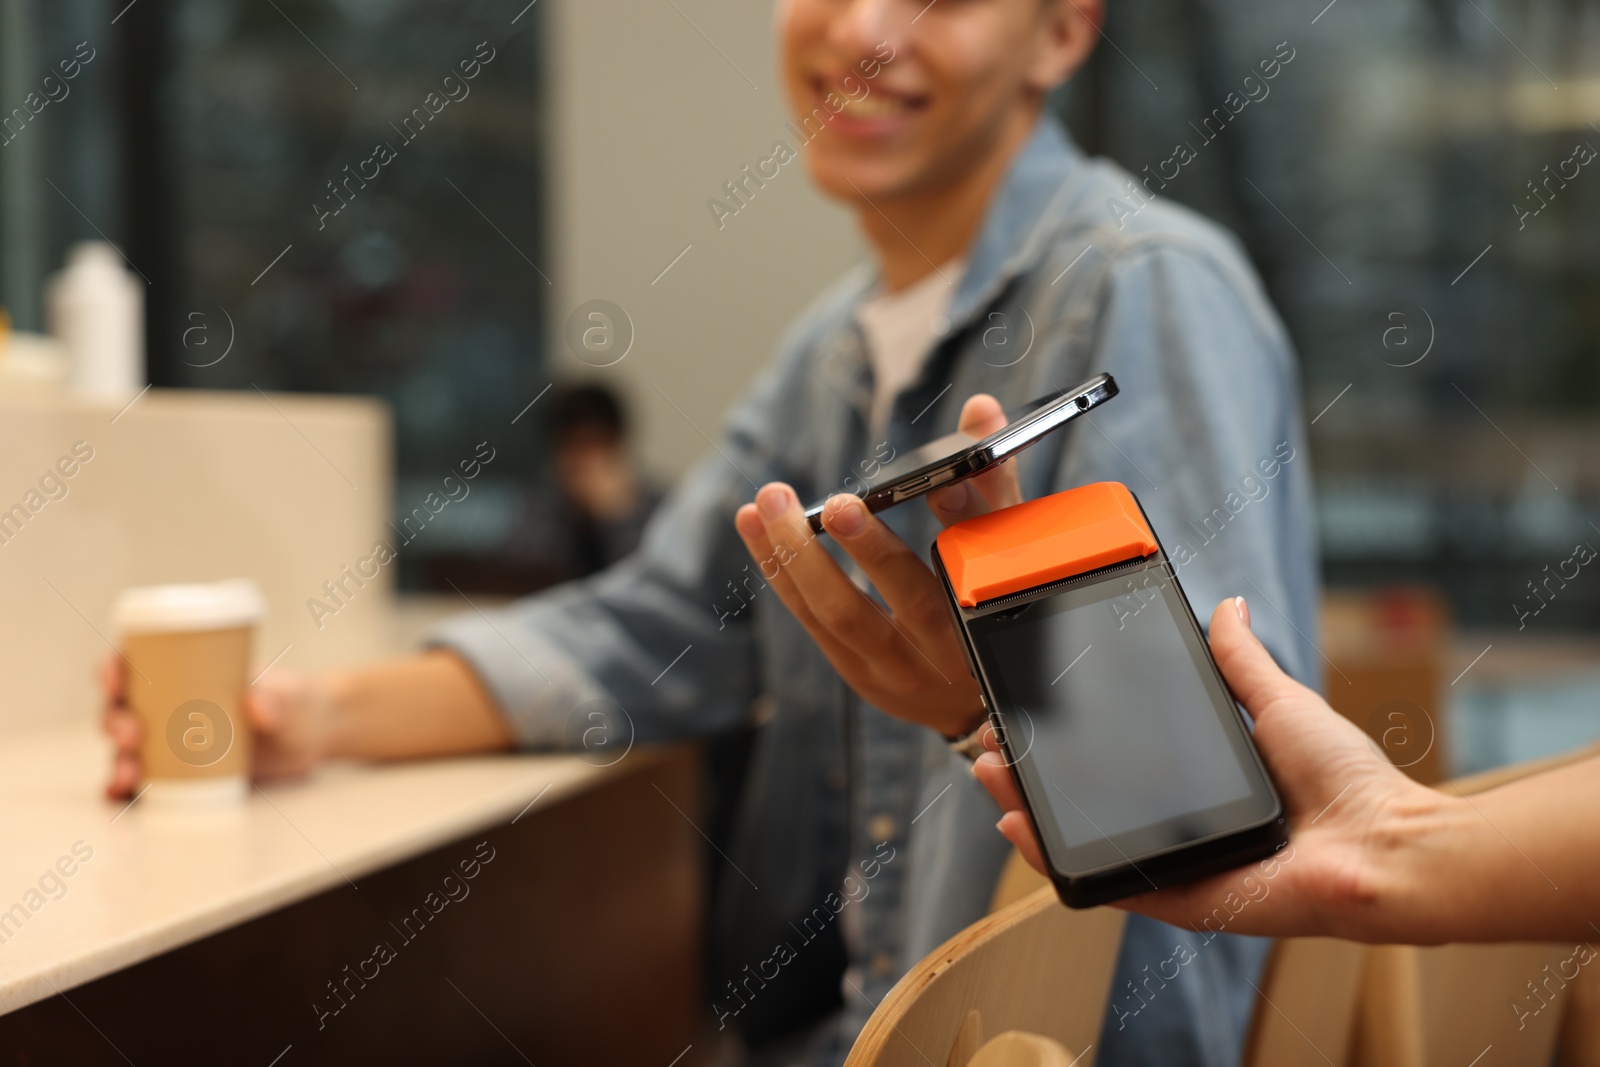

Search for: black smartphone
xmin=932 ymin=483 xmax=1286 ymax=909
xmin=805 ymin=373 xmax=1118 ymax=535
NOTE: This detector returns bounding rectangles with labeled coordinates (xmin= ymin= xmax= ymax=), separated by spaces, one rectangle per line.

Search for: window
xmin=1 ymin=0 xmax=550 ymax=589
xmin=1055 ymin=0 xmax=1600 ymax=629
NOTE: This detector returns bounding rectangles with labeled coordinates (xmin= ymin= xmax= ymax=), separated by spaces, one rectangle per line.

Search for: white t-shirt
xmin=855 ymin=261 xmax=963 ymax=440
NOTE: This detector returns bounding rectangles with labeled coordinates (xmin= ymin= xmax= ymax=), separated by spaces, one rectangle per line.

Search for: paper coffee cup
xmin=112 ymin=580 xmax=266 ymax=807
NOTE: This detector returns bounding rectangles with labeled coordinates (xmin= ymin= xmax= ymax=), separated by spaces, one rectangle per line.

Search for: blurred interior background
xmin=2 ymin=0 xmax=1598 ymax=804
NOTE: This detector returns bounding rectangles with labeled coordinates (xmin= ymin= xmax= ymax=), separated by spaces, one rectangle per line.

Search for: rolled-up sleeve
xmin=427 ymin=346 xmax=804 ymax=749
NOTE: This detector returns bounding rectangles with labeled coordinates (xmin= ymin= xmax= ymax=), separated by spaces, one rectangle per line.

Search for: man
xmin=105 ymin=1 xmax=1317 ymax=1062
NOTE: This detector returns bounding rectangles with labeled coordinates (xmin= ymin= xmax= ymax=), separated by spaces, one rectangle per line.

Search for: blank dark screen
xmin=979 ymin=581 xmax=1252 ymax=850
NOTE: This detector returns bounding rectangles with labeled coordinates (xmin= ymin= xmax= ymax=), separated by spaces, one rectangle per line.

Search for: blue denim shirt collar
xmin=947 ymin=118 xmax=1084 ymax=331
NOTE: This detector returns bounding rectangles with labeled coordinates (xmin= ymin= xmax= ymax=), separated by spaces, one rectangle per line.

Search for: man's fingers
xmin=822 ymin=494 xmax=950 ymax=636
xmin=926 ymin=393 xmax=1022 ymax=527
xmin=954 ymin=393 xmax=1023 ymax=513
xmin=749 ymin=484 xmax=901 ymax=651
xmin=735 ymin=500 xmax=873 ymax=675
xmin=243 ymin=686 xmax=280 ymax=734
xmin=927 ymin=479 xmax=991 ymax=527
xmin=108 ymin=753 xmax=140 ymax=800
xmin=99 ymin=653 xmax=126 ymax=707
xmin=102 ymin=708 xmax=141 ymax=753
xmin=1208 ymin=598 xmax=1312 ymax=723
xmin=967 ymin=459 xmax=1023 ymax=512
xmin=102 ymin=652 xmax=139 ymax=800
xmin=924 ymin=463 xmax=1025 ymax=526
xmin=735 ymin=502 xmax=831 ymax=633
xmin=957 ymin=393 xmax=1008 ymax=438
xmin=252 ymin=742 xmax=309 ymax=782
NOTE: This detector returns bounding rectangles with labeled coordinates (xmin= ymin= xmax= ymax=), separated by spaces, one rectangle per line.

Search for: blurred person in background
xmin=104 ymin=1 xmax=1319 ymax=1063
xmin=501 ymin=382 xmax=662 ymax=583
xmin=421 ymin=382 xmax=661 ymax=594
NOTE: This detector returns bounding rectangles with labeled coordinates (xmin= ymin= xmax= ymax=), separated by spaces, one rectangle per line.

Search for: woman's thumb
xmin=1208 ymin=597 xmax=1306 ymax=723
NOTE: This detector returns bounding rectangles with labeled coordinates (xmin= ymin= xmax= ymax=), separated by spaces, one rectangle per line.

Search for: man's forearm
xmin=324 ymin=650 xmax=515 ymax=761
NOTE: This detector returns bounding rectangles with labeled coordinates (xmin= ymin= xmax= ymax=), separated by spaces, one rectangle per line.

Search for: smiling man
xmin=720 ymin=2 xmax=1317 ymax=1062
xmin=105 ymin=1 xmax=1316 ymax=1063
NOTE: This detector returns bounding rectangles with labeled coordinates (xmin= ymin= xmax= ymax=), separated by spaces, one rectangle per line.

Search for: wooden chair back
xmin=991 ymin=847 xmax=1369 ymax=1067
xmin=989 ymin=849 xmax=1050 ymax=913
xmin=1241 ymin=936 xmax=1367 ymax=1066
xmin=842 ymin=883 xmax=1125 ymax=1067
xmin=966 ymin=1031 xmax=1078 ymax=1067
xmin=859 ymin=741 xmax=1600 ymax=1067
xmin=1560 ymin=951 xmax=1600 ymax=1067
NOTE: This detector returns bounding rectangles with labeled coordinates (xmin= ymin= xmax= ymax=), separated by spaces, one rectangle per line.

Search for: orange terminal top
xmin=935 ymin=482 xmax=1158 ymax=607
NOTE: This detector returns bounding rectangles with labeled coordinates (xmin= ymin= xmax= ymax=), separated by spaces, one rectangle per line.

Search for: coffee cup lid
xmin=112 ymin=580 xmax=266 ymax=633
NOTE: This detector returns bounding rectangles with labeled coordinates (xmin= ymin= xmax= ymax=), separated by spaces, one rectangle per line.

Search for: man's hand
xmin=101 ymin=655 xmax=339 ymax=799
xmin=973 ymin=597 xmax=1447 ymax=943
xmin=734 ymin=394 xmax=1019 ymax=738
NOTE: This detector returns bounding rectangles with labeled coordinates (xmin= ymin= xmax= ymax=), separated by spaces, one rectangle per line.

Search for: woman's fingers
xmin=1207 ymin=598 xmax=1314 ymax=724
xmin=973 ymin=749 xmax=1025 ymax=811
xmin=997 ymin=810 xmax=1050 ymax=875
xmin=973 ymin=750 xmax=1050 ymax=874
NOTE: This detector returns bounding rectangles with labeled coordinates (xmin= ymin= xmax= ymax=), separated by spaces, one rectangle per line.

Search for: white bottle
xmin=47 ymin=241 xmax=145 ymax=400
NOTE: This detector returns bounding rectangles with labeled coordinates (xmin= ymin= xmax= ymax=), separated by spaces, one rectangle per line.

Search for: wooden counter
xmin=0 ymin=724 xmax=705 ymax=1064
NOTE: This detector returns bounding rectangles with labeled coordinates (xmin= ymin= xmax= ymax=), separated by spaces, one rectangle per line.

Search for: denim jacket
xmin=430 ymin=118 xmax=1319 ymax=1067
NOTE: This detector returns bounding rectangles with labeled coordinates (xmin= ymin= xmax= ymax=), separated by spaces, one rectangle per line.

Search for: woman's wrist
xmin=1360 ymin=782 xmax=1476 ymax=943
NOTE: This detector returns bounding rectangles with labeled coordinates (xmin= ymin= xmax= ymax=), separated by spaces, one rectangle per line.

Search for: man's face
xmin=778 ymin=0 xmax=1061 ymax=204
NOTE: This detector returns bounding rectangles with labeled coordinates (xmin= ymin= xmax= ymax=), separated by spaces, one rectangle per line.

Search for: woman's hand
xmin=733 ymin=394 xmax=1020 ymax=738
xmin=973 ymin=596 xmax=1452 ymax=943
